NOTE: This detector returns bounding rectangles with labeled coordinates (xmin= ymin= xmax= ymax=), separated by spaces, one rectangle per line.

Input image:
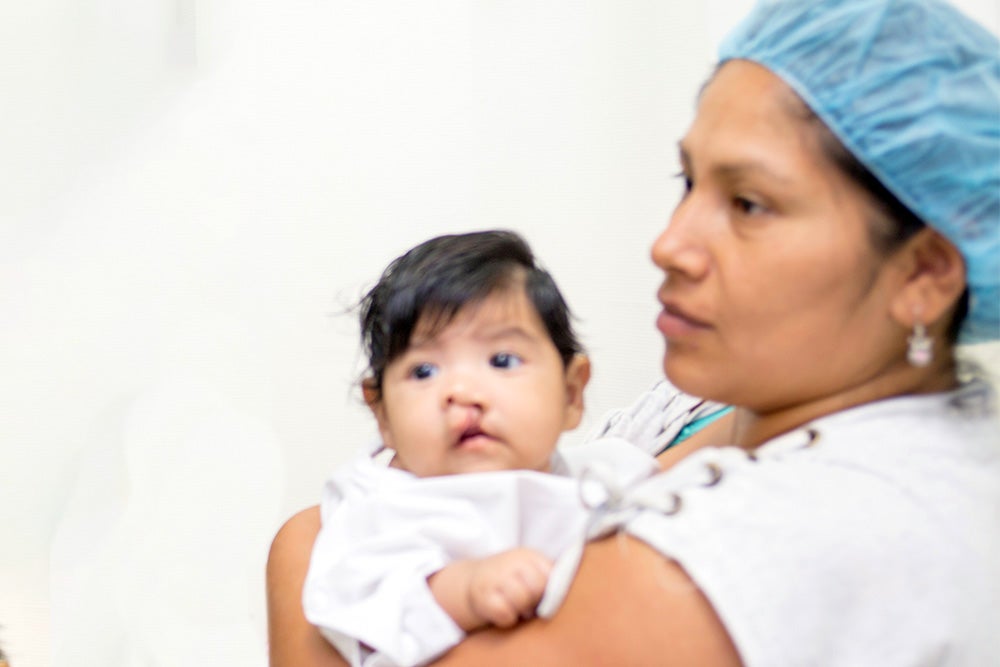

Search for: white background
xmin=2 ymin=1 xmax=997 ymax=665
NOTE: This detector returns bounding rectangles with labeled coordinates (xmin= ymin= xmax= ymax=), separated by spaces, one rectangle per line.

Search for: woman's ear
xmin=562 ymin=354 xmax=592 ymax=431
xmin=362 ymin=378 xmax=394 ymax=449
xmin=888 ymin=227 xmax=967 ymax=334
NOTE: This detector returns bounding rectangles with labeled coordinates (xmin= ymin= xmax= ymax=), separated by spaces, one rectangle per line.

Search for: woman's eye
xmin=490 ymin=353 xmax=523 ymax=369
xmin=674 ymin=170 xmax=693 ymax=194
xmin=733 ymin=196 xmax=767 ymax=216
xmin=409 ymin=363 xmax=437 ymax=380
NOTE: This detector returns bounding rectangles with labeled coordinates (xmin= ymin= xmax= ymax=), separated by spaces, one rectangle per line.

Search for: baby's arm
xmin=428 ymin=548 xmax=553 ymax=632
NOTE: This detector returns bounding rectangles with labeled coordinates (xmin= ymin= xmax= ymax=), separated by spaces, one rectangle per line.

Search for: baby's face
xmin=369 ymin=287 xmax=589 ymax=477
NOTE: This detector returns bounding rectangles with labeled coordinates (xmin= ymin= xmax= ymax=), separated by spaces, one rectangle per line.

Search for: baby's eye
xmin=409 ymin=362 xmax=438 ymax=380
xmin=490 ymin=352 xmax=523 ymax=369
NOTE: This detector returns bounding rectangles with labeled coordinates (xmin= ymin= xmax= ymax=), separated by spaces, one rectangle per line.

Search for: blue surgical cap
xmin=719 ymin=0 xmax=1000 ymax=343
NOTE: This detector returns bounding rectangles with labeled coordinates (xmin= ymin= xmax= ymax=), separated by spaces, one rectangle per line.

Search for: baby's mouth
xmin=460 ymin=423 xmax=483 ymax=440
xmin=456 ymin=423 xmax=491 ymax=447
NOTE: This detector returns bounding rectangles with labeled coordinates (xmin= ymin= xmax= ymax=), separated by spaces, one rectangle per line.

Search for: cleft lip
xmin=453 ymin=419 xmax=500 ymax=449
xmin=460 ymin=424 xmax=485 ymax=441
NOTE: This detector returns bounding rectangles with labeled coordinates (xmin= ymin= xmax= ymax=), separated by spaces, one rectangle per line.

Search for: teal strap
xmin=665 ymin=406 xmax=734 ymax=450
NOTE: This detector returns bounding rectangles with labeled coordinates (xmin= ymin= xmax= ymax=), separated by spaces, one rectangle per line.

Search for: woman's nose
xmin=650 ymin=196 xmax=711 ymax=280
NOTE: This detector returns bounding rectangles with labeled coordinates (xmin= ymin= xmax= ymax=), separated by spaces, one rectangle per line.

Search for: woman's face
xmin=652 ymin=60 xmax=905 ymax=412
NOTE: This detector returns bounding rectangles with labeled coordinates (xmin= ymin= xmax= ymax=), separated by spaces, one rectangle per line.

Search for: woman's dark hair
xmin=702 ymin=63 xmax=970 ymax=342
xmin=359 ymin=230 xmax=583 ymax=400
xmin=796 ymin=101 xmax=970 ymax=342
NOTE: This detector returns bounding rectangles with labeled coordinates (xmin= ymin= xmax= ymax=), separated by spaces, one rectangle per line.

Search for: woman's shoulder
xmin=811 ymin=376 xmax=997 ymax=437
xmin=734 ymin=379 xmax=1000 ymax=538
xmin=609 ymin=381 xmax=1000 ymax=665
xmin=797 ymin=378 xmax=1000 ymax=481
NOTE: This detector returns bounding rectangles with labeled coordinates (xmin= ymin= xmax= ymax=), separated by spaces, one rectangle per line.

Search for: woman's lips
xmin=656 ymin=303 xmax=712 ymax=338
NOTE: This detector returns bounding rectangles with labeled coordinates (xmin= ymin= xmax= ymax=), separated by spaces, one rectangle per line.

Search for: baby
xmin=303 ymin=230 xmax=657 ymax=667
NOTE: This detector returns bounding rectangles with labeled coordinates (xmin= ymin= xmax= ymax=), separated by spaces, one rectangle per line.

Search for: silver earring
xmin=907 ymin=322 xmax=933 ymax=367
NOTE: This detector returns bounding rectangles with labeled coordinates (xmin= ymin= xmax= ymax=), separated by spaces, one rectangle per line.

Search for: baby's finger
xmin=477 ymin=590 xmax=520 ymax=628
xmin=520 ymin=552 xmax=553 ymax=588
xmin=505 ymin=560 xmax=552 ymax=614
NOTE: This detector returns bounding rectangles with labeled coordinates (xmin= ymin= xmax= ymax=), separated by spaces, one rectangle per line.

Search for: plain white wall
xmin=1 ymin=1 xmax=996 ymax=665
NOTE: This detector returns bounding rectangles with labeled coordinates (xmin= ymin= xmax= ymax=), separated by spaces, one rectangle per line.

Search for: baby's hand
xmin=429 ymin=548 xmax=553 ymax=631
xmin=466 ymin=548 xmax=553 ymax=629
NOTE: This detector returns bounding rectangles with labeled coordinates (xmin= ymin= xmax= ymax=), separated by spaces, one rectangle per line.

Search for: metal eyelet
xmin=663 ymin=492 xmax=683 ymax=516
xmin=702 ymin=462 xmax=723 ymax=487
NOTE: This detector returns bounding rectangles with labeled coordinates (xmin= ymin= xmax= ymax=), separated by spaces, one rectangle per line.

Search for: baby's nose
xmin=444 ymin=373 xmax=486 ymax=409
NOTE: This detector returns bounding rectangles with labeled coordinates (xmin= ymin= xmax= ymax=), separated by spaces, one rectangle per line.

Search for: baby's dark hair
xmin=359 ymin=230 xmax=583 ymax=400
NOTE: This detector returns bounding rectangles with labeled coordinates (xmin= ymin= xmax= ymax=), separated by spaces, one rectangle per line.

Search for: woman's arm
xmin=267 ymin=506 xmax=742 ymax=667
xmin=431 ymin=535 xmax=742 ymax=666
xmin=266 ymin=506 xmax=349 ymax=667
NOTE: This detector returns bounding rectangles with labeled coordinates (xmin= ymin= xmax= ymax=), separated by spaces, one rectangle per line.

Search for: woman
xmin=268 ymin=0 xmax=1000 ymax=664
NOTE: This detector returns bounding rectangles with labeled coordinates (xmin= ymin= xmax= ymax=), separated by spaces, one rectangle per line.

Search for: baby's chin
xmin=441 ymin=449 xmax=552 ymax=476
